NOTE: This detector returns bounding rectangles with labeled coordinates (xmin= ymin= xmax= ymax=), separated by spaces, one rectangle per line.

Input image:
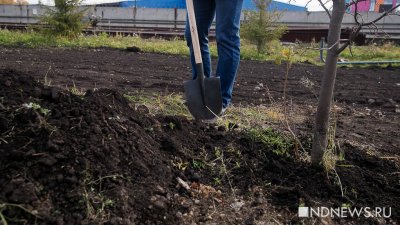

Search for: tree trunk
xmin=311 ymin=0 xmax=346 ymax=165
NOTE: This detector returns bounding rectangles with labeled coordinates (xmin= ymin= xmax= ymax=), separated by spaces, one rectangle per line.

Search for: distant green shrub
xmin=40 ymin=0 xmax=86 ymax=39
xmin=241 ymin=0 xmax=287 ymax=54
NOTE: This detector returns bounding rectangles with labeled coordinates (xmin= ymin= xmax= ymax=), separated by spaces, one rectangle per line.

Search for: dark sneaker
xmin=220 ymin=106 xmax=228 ymax=116
xmin=201 ymin=106 xmax=228 ymax=123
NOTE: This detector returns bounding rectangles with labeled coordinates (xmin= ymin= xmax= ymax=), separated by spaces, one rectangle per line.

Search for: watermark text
xmin=298 ymin=206 xmax=392 ymax=218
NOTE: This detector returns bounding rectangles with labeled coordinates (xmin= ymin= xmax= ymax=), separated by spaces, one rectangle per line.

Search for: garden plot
xmin=0 ymin=47 xmax=399 ymax=224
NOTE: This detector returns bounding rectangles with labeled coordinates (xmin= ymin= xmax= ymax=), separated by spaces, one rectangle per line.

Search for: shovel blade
xmin=184 ymin=77 xmax=223 ymax=120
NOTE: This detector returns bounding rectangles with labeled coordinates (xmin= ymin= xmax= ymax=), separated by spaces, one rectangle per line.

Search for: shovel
xmin=184 ymin=0 xmax=223 ymax=120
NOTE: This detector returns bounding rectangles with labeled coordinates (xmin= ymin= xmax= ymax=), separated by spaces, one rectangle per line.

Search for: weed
xmin=213 ymin=177 xmax=222 ymax=186
xmin=226 ymin=143 xmax=242 ymax=158
xmin=299 ymin=75 xmax=318 ymax=99
xmin=167 ymin=122 xmax=176 ymax=130
xmin=214 ymin=147 xmax=222 ymax=158
xmin=216 ymin=103 xmax=284 ymax=129
xmin=125 ymin=93 xmax=190 ymax=117
xmin=276 ymin=46 xmax=311 ymax=160
xmin=0 ymin=117 xmax=15 ymax=145
xmin=332 ymin=169 xmax=344 ymax=198
xmin=124 ymin=94 xmax=149 ymax=103
xmin=322 ymin=101 xmax=345 ymax=172
xmin=70 ymin=81 xmax=85 ymax=96
xmin=247 ymin=128 xmax=293 ymax=157
xmin=156 ymin=94 xmax=188 ymax=116
xmin=341 ymin=203 xmax=352 ymax=208
xmin=0 ymin=202 xmax=42 ymax=225
xmin=350 ymin=188 xmax=358 ymax=199
xmin=172 ymin=157 xmax=188 ymax=171
xmin=20 ymin=102 xmax=56 ymax=134
xmin=43 ymin=66 xmax=52 ymax=86
xmin=192 ymin=159 xmax=206 ymax=170
xmin=322 ymin=108 xmax=346 ymax=197
xmin=234 ymin=161 xmax=241 ymax=169
xmin=322 ymin=148 xmax=336 ymax=173
xmin=82 ymin=171 xmax=123 ymax=222
xmin=22 ymin=102 xmax=51 ymax=116
xmin=209 ymin=147 xmax=237 ymax=198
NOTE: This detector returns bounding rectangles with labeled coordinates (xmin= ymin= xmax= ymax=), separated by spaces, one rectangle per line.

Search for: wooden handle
xmin=186 ymin=0 xmax=202 ymax=64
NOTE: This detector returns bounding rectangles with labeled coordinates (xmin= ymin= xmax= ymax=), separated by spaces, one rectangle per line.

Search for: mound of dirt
xmin=0 ymin=69 xmax=399 ymax=225
xmin=0 ymin=69 xmax=177 ymax=224
xmin=0 ymin=69 xmax=250 ymax=225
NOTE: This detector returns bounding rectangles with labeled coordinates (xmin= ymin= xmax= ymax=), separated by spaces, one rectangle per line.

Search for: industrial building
xmin=97 ymin=0 xmax=307 ymax=11
xmin=350 ymin=0 xmax=398 ymax=12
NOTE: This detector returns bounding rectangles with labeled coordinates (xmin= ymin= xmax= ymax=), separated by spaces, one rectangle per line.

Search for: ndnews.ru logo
xmin=298 ymin=206 xmax=392 ymax=218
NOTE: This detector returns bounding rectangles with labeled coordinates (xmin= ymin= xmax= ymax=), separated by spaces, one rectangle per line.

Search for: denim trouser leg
xmin=185 ymin=0 xmax=243 ymax=108
xmin=215 ymin=0 xmax=243 ymax=108
xmin=184 ymin=0 xmax=215 ymax=79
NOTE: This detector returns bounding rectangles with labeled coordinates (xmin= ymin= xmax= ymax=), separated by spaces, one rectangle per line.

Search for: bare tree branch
xmin=362 ymin=4 xmax=400 ymax=26
xmin=369 ymin=22 xmax=390 ymax=38
xmin=336 ymin=25 xmax=362 ymax=53
xmin=353 ymin=0 xmax=361 ymax=24
xmin=318 ymin=0 xmax=331 ymax=18
xmin=305 ymin=0 xmax=313 ymax=8
xmin=346 ymin=0 xmax=367 ymax=8
xmin=348 ymin=41 xmax=354 ymax=57
xmin=336 ymin=2 xmax=400 ymax=54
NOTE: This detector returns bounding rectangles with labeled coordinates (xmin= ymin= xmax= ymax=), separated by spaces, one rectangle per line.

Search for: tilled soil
xmin=1 ymin=47 xmax=399 ymax=155
xmin=0 ymin=47 xmax=399 ymax=225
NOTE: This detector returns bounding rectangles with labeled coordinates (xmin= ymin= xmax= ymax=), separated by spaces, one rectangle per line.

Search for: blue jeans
xmin=185 ymin=0 xmax=243 ymax=108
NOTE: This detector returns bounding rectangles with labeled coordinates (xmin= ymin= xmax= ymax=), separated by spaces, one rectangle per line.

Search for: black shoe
xmin=201 ymin=106 xmax=228 ymax=123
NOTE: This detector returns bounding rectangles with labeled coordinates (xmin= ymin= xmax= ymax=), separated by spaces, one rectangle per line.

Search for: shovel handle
xmin=186 ymin=0 xmax=202 ymax=65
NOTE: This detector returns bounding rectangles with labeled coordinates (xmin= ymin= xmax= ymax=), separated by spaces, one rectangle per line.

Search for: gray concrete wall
xmin=0 ymin=5 xmax=43 ymax=23
xmin=277 ymin=11 xmax=399 ymax=28
xmin=0 ymin=5 xmax=399 ymax=32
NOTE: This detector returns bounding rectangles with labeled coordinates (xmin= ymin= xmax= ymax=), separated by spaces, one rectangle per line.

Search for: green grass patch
xmin=246 ymin=127 xmax=294 ymax=156
xmin=217 ymin=103 xmax=285 ymax=129
xmin=0 ymin=29 xmax=189 ymax=55
xmin=124 ymin=92 xmax=287 ymax=129
xmin=124 ymin=93 xmax=190 ymax=117
xmin=1 ymin=29 xmax=399 ymax=65
xmin=339 ymin=42 xmax=400 ymax=62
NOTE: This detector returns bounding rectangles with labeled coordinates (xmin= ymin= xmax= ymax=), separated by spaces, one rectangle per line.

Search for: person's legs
xmin=215 ymin=0 xmax=243 ymax=108
xmin=185 ymin=0 xmax=216 ymax=79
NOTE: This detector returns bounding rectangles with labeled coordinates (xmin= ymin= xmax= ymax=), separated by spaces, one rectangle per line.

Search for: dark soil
xmin=0 ymin=47 xmax=399 ymax=225
xmin=0 ymin=47 xmax=398 ymax=155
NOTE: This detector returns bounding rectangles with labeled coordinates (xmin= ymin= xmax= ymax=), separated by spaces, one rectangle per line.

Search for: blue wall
xmin=120 ymin=0 xmax=185 ymax=8
xmin=244 ymin=0 xmax=306 ymax=11
xmin=119 ymin=0 xmax=306 ymax=11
